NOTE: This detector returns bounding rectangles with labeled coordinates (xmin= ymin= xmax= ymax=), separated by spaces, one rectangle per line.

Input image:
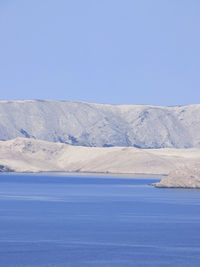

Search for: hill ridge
xmin=0 ymin=100 xmax=200 ymax=148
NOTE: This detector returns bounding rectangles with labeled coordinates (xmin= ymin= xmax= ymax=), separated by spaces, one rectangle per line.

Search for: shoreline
xmin=153 ymin=185 xmax=200 ymax=189
xmin=0 ymin=171 xmax=163 ymax=179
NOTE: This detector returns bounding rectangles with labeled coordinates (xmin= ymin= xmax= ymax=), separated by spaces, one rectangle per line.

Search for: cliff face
xmin=0 ymin=100 xmax=200 ymax=148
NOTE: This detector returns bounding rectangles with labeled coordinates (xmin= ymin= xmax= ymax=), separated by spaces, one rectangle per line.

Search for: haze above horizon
xmin=0 ymin=0 xmax=200 ymax=106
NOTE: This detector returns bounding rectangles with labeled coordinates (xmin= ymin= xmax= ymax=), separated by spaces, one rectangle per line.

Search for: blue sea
xmin=0 ymin=173 xmax=200 ymax=267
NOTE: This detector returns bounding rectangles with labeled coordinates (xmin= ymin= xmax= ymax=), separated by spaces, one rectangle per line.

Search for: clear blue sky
xmin=0 ymin=0 xmax=200 ymax=105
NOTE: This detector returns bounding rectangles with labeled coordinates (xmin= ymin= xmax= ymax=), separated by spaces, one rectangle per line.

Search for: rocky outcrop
xmin=0 ymin=164 xmax=14 ymax=172
xmin=154 ymin=165 xmax=200 ymax=188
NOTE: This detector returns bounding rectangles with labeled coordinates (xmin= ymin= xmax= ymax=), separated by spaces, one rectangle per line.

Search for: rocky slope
xmin=0 ymin=138 xmax=200 ymax=174
xmin=154 ymin=165 xmax=200 ymax=188
xmin=0 ymin=100 xmax=200 ymax=148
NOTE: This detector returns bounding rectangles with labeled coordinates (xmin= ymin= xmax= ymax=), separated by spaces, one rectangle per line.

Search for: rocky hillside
xmin=0 ymin=100 xmax=200 ymax=148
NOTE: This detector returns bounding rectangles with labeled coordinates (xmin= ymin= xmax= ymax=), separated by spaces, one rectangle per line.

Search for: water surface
xmin=0 ymin=173 xmax=200 ymax=267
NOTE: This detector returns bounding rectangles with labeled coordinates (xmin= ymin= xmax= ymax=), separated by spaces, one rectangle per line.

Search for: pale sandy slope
xmin=0 ymin=138 xmax=200 ymax=174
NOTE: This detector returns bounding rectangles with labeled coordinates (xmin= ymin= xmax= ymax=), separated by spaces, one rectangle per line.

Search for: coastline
xmin=0 ymin=171 xmax=163 ymax=179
